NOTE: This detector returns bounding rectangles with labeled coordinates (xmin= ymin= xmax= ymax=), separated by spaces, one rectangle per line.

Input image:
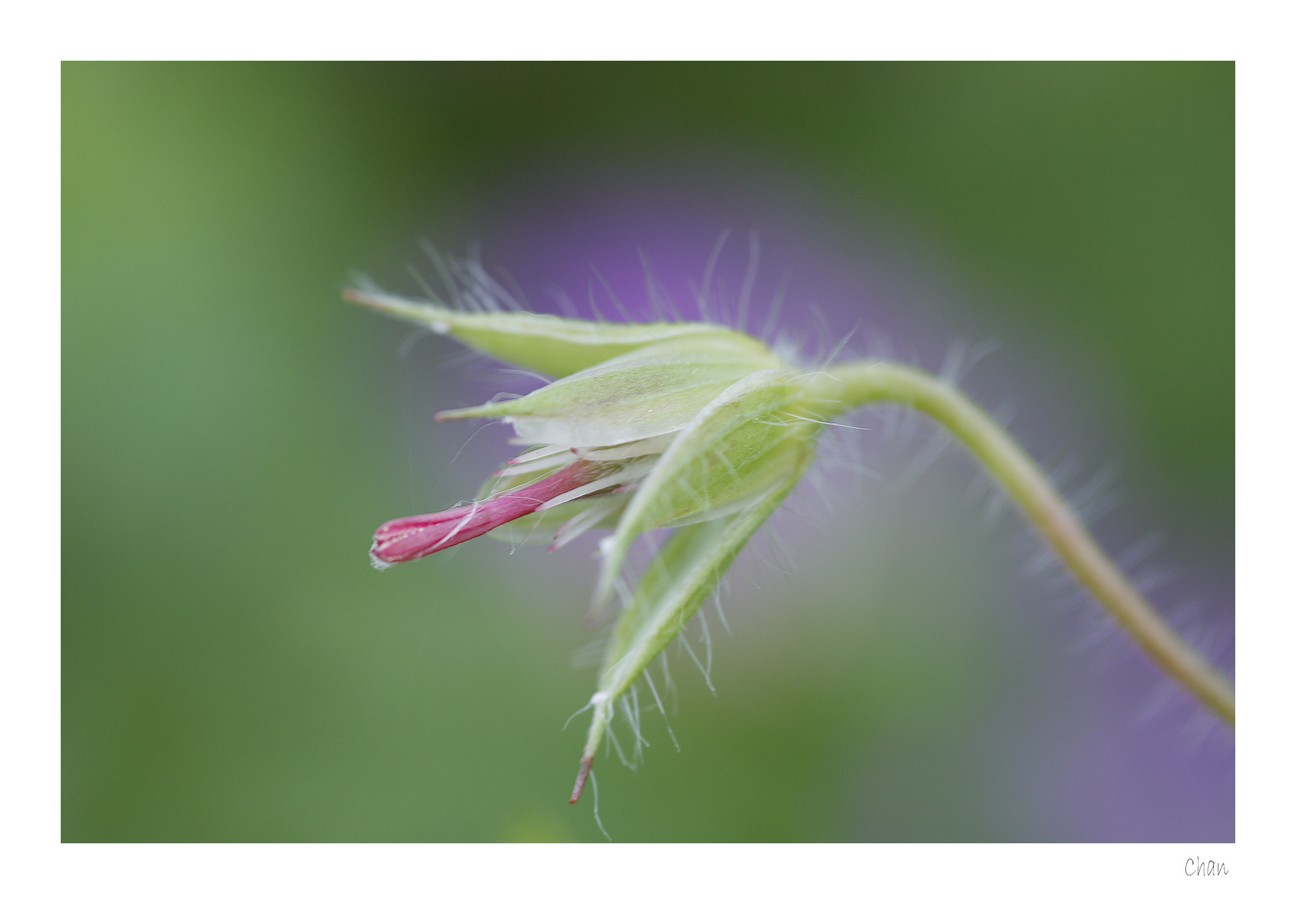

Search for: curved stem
xmin=812 ymin=361 xmax=1234 ymax=726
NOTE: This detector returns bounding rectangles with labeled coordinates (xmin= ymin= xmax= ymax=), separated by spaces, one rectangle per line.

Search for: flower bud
xmin=351 ymin=282 xmax=828 ymax=801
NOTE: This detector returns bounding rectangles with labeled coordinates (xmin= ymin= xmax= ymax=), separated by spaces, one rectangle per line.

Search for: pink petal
xmin=370 ymin=461 xmax=607 ymax=566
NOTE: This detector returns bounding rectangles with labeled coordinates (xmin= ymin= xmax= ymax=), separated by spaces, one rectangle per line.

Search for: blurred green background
xmin=63 ymin=62 xmax=1233 ymax=842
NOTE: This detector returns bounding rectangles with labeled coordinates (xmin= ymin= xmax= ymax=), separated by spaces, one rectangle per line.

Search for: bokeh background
xmin=63 ymin=62 xmax=1233 ymax=842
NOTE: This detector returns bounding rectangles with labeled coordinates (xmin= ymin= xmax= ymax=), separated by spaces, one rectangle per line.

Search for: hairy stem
xmin=812 ymin=361 xmax=1234 ymax=726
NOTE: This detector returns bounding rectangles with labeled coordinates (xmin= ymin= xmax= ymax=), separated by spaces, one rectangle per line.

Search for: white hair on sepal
xmin=394 ymin=325 xmax=444 ymax=363
xmin=494 ymin=266 xmax=535 ymax=314
xmin=418 ymin=243 xmax=466 ymax=311
xmin=697 ymin=612 xmax=715 ymax=688
xmin=562 ymin=694 xmax=599 ymax=733
xmin=492 ymin=366 xmax=554 ymax=388
xmin=466 ymin=257 xmax=528 ymax=314
xmin=631 ymin=685 xmax=651 ymax=758
xmin=445 ymin=418 xmax=510 ymax=470
xmin=806 ymin=443 xmax=840 ymax=520
xmin=405 ymin=260 xmax=441 ymax=309
xmin=451 ymin=248 xmax=507 ymax=315
xmin=797 ymin=302 xmax=828 ymax=364
xmin=544 ymin=285 xmax=581 ymax=320
xmin=581 ymin=275 xmax=608 ymax=323
xmin=709 ymin=572 xmax=735 ymax=638
xmin=620 ymin=688 xmax=649 ymax=765
xmin=677 ymin=629 xmax=716 ymax=695
xmin=570 ymin=654 xmax=685 ymax=776
xmin=608 ymin=565 xmax=637 ymax=616
xmin=744 ymin=501 xmax=801 ymax=580
xmin=736 ymin=231 xmax=761 ymax=335
xmin=692 ymin=229 xmax=730 ymax=324
xmin=806 ymin=417 xmax=878 ymax=520
xmin=641 ymin=667 xmax=681 ymax=752
xmin=568 ymin=638 xmax=609 ymax=671
xmin=588 ymin=770 xmax=611 ymax=841
xmin=597 ymin=531 xmax=663 ymax=620
xmin=589 ymin=266 xmax=635 ymax=324
xmin=601 ymin=714 xmax=631 ymax=770
xmin=401 ymin=242 xmax=522 ymax=318
xmin=752 ymin=455 xmax=842 ymax=587
xmin=759 ymin=269 xmax=792 ymax=347
xmin=346 ymin=270 xmax=385 ymax=300
xmin=636 ymin=250 xmax=679 ymax=323
xmin=782 ymin=488 xmax=832 ymax=563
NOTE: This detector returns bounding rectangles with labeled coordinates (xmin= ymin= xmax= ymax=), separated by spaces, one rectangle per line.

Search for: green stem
xmin=813 ymin=361 xmax=1235 ymax=726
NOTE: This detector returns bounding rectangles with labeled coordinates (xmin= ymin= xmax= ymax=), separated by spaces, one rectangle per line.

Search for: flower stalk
xmin=807 ymin=361 xmax=1236 ymax=725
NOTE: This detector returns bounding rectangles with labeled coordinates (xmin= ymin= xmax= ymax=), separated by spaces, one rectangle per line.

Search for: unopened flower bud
xmin=350 ymin=280 xmax=827 ymax=802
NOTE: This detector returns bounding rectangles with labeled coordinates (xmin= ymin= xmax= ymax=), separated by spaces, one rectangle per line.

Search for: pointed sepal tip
xmin=569 ymin=755 xmax=594 ymax=805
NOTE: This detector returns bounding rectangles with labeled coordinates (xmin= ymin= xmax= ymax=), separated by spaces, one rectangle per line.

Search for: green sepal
xmin=594 ymin=370 xmax=821 ymax=610
xmin=578 ymin=455 xmax=812 ymax=768
xmin=437 ymin=335 xmax=780 ymax=448
xmin=345 ymin=288 xmax=765 ymax=379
